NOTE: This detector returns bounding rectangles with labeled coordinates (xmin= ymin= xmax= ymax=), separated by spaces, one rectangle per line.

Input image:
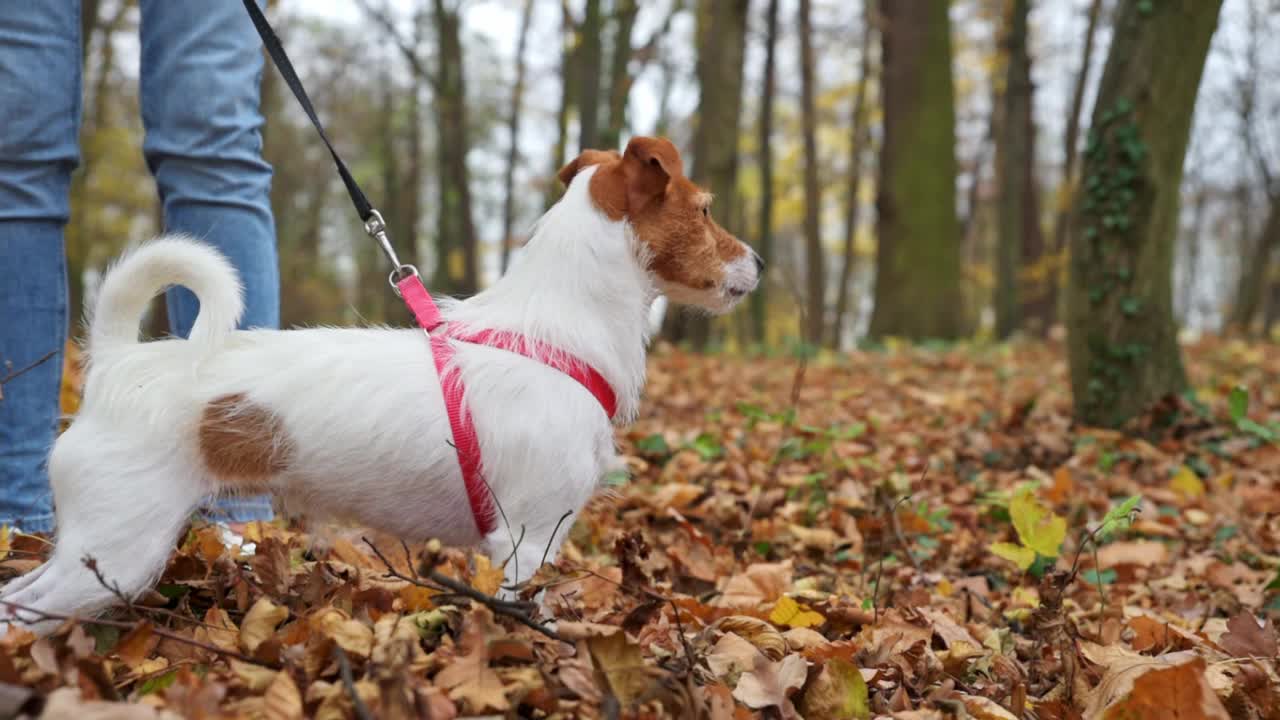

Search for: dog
xmin=0 ymin=137 xmax=761 ymax=634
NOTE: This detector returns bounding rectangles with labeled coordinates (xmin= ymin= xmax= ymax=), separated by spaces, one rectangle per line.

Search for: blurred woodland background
xmin=66 ymin=0 xmax=1279 ymax=427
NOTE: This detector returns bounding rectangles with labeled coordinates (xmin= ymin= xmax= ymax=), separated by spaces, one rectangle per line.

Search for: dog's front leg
xmin=484 ymin=509 xmax=577 ymax=601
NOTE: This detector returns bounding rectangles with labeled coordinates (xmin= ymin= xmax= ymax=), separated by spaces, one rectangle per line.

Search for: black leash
xmin=241 ymin=0 xmax=414 ymax=283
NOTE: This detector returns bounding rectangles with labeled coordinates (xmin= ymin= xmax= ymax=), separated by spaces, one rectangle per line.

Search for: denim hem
xmin=199 ymin=497 xmax=275 ymax=523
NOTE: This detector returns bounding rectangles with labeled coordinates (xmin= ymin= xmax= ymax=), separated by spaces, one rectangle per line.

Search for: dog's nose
xmin=753 ymin=251 xmax=765 ymax=276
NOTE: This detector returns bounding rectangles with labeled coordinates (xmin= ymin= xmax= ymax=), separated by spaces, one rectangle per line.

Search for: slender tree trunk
xmin=433 ymin=0 xmax=479 ymax=294
xmin=577 ymin=0 xmax=603 ymax=151
xmin=868 ymin=0 xmax=964 ymax=340
xmin=664 ymin=0 xmax=748 ymax=348
xmin=500 ymin=0 xmax=535 ymax=274
xmin=1066 ymin=0 xmax=1221 ymax=428
xmin=1176 ymin=186 xmax=1207 ymax=323
xmin=1047 ymin=0 xmax=1104 ymax=329
xmin=751 ymin=0 xmax=779 ymax=345
xmin=829 ymin=6 xmax=874 ymax=349
xmin=995 ymin=0 xmax=1046 ymax=337
xmin=1231 ymin=194 xmax=1280 ymax=334
xmin=546 ymin=5 xmax=578 ymax=210
xmin=798 ymin=0 xmax=824 ymax=344
xmin=602 ymin=0 xmax=639 ymax=150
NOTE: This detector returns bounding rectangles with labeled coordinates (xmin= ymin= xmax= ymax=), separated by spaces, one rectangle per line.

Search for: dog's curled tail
xmin=91 ymin=236 xmax=244 ymax=354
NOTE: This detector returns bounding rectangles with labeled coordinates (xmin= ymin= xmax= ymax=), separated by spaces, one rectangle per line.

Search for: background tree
xmin=868 ymin=0 xmax=964 ymax=340
xmin=1065 ymin=0 xmax=1223 ymax=428
xmin=829 ymin=4 xmax=875 ymax=349
xmin=663 ymin=0 xmax=748 ymax=347
xmin=994 ymin=0 xmax=1046 ymax=337
xmin=751 ymin=0 xmax=779 ymax=344
xmin=1046 ymin=0 xmax=1105 ymax=328
xmin=797 ymin=0 xmax=823 ymax=345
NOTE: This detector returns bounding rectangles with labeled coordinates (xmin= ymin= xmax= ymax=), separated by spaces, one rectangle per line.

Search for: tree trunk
xmin=1046 ymin=0 xmax=1104 ymax=329
xmin=500 ymin=0 xmax=535 ymax=275
xmin=1231 ymin=195 xmax=1280 ymax=334
xmin=577 ymin=0 xmax=603 ymax=151
xmin=750 ymin=0 xmax=779 ymax=345
xmin=602 ymin=0 xmax=639 ymax=150
xmin=868 ymin=0 xmax=964 ymax=340
xmin=664 ymin=0 xmax=748 ymax=348
xmin=798 ymin=0 xmax=824 ymax=345
xmin=546 ymin=5 xmax=578 ymax=210
xmin=1066 ymin=0 xmax=1221 ymax=428
xmin=432 ymin=0 xmax=479 ymax=295
xmin=829 ymin=4 xmax=874 ymax=349
xmin=995 ymin=0 xmax=1045 ymax=337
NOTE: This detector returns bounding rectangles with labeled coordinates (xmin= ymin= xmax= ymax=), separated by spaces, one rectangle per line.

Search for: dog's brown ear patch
xmin=198 ymin=393 xmax=292 ymax=485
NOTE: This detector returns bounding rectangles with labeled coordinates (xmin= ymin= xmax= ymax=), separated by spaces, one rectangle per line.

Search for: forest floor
xmin=1 ymin=338 xmax=1278 ymax=719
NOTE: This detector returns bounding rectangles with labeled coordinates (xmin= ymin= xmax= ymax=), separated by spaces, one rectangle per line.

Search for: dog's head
xmin=559 ymin=137 xmax=762 ymax=314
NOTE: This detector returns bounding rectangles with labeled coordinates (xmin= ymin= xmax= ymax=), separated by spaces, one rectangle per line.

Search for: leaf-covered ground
xmin=2 ymin=338 xmax=1278 ymax=719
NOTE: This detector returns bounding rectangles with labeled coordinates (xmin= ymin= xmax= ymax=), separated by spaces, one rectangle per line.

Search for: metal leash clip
xmin=363 ymin=209 xmax=419 ymax=294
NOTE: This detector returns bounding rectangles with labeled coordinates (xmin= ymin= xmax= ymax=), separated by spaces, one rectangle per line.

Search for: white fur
xmin=0 ymin=166 xmax=758 ymax=634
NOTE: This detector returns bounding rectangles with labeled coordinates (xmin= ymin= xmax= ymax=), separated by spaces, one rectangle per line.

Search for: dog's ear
xmin=621 ymin=137 xmax=683 ymax=215
xmin=558 ymin=149 xmax=622 ymax=187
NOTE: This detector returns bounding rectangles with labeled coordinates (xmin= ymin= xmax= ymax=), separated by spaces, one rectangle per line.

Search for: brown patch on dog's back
xmin=198 ymin=393 xmax=292 ymax=485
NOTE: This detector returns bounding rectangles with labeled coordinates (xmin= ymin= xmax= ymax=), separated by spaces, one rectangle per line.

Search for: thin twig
xmin=362 ymin=537 xmax=562 ymax=641
xmin=333 ymin=644 xmax=375 ymax=720
xmin=0 ymin=599 xmax=280 ymax=669
xmin=539 ymin=510 xmax=575 ymax=569
xmin=82 ymin=555 xmax=140 ymax=620
xmin=888 ymin=494 xmax=919 ymax=570
xmin=0 ymin=350 xmax=57 ymax=388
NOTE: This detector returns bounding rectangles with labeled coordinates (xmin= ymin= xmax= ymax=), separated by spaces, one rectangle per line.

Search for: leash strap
xmin=242 ymin=0 xmax=373 ymax=222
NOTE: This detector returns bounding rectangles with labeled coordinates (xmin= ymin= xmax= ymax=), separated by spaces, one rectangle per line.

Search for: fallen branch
xmin=333 ymin=644 xmax=375 ymax=720
xmin=361 ymin=537 xmax=562 ymax=642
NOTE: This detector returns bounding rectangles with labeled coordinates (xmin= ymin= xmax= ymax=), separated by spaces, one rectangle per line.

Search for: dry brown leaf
xmin=263 ymin=670 xmax=304 ymax=720
xmin=240 ymin=597 xmax=288 ymax=654
xmin=308 ymin=608 xmax=373 ymax=658
xmin=731 ymin=653 xmax=808 ymax=718
xmin=1218 ymin=611 xmax=1277 ymax=659
xmin=715 ymin=561 xmax=793 ymax=608
xmin=587 ymin=630 xmax=653 ymax=708
xmin=706 ymin=632 xmax=763 ymax=683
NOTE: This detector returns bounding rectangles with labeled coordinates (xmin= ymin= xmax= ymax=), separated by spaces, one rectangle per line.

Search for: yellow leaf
xmin=0 ymin=525 xmax=10 ymax=562
xmin=263 ymin=669 xmax=305 ymax=720
xmin=799 ymin=658 xmax=870 ymax=720
xmin=240 ymin=597 xmax=289 ymax=654
xmin=1170 ymin=465 xmax=1205 ymax=500
xmin=768 ymin=596 xmax=825 ymax=629
xmin=1010 ymin=485 xmax=1066 ymax=558
xmin=471 ymin=554 xmax=504 ymax=597
xmin=989 ymin=542 xmax=1037 ymax=571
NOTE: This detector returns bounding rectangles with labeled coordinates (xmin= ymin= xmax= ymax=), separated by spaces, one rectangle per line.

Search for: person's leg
xmin=140 ymin=0 xmax=277 ymax=522
xmin=0 ymin=3 xmax=81 ymax=533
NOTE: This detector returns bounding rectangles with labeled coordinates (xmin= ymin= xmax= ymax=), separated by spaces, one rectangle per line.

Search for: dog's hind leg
xmin=2 ymin=427 xmax=206 ymax=634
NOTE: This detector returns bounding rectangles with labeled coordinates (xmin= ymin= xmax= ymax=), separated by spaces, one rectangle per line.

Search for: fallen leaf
xmin=1218 ymin=611 xmax=1277 ymax=659
xmin=240 ymin=597 xmax=289 ymax=654
xmin=1096 ymin=541 xmax=1168 ymax=569
xmin=798 ymin=658 xmax=869 ymax=720
xmin=706 ymin=632 xmax=763 ymax=683
xmin=1170 ymin=465 xmax=1205 ymax=500
xmin=263 ymin=670 xmax=304 ymax=720
xmin=716 ymin=562 xmax=793 ymax=608
xmin=732 ymin=653 xmax=808 ymax=718
xmin=587 ymin=630 xmax=652 ymax=708
xmin=768 ymin=596 xmax=825 ymax=629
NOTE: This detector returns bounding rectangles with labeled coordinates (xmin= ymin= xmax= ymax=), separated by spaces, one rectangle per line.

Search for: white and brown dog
xmin=0 ymin=137 xmax=760 ymax=634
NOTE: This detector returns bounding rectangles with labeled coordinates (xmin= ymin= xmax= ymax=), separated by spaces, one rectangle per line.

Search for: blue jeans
xmin=0 ymin=1 xmax=278 ymax=531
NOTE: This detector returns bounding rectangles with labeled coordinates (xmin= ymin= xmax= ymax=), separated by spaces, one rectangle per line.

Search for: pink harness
xmin=396 ymin=274 xmax=618 ymax=537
